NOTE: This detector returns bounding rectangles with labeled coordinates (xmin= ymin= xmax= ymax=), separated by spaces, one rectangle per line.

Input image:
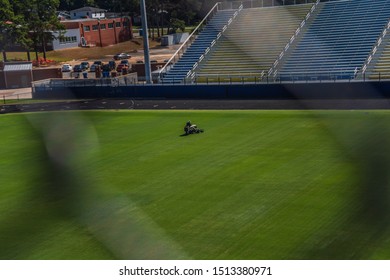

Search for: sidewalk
xmin=0 ymin=88 xmax=32 ymax=100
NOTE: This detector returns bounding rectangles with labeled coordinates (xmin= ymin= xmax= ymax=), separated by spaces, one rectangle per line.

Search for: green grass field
xmin=1 ymin=110 xmax=390 ymax=260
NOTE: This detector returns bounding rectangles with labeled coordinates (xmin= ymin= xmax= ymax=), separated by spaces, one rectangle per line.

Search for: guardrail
xmin=268 ymin=0 xmax=320 ymax=79
xmin=157 ymin=2 xmax=222 ymax=81
xmin=359 ymin=19 xmax=390 ymax=77
xmin=32 ymin=73 xmax=138 ymax=92
xmin=31 ymin=71 xmax=390 ymax=95
xmin=186 ymin=4 xmax=244 ymax=83
xmin=185 ymin=70 xmax=362 ymax=85
xmin=227 ymin=0 xmax=318 ymax=9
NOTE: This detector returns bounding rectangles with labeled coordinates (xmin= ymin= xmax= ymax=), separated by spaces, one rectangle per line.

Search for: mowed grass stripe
xmin=1 ymin=110 xmax=390 ymax=259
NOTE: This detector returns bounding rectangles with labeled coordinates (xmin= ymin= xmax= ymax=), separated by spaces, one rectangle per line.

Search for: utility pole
xmin=140 ymin=0 xmax=152 ymax=84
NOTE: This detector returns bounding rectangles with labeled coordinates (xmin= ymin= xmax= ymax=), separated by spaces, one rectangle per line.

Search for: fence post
xmin=3 ymin=95 xmax=5 ymax=104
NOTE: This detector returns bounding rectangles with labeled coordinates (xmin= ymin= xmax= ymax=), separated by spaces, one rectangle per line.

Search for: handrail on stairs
xmin=158 ymin=2 xmax=222 ymax=81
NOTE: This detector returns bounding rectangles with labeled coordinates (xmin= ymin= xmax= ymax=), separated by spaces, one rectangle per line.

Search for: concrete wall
xmin=32 ymin=81 xmax=390 ymax=100
xmin=131 ymin=62 xmax=165 ymax=79
xmin=33 ymin=68 xmax=62 ymax=81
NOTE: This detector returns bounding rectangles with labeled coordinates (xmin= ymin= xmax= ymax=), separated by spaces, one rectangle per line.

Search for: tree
xmin=59 ymin=0 xmax=96 ymax=11
xmin=172 ymin=0 xmax=201 ymax=25
xmin=169 ymin=18 xmax=185 ymax=34
xmin=13 ymin=0 xmax=64 ymax=61
xmin=0 ymin=0 xmax=30 ymax=61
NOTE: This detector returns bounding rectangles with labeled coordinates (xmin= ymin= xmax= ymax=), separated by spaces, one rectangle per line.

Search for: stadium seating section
xmin=368 ymin=40 xmax=390 ymax=80
xmin=161 ymin=0 xmax=390 ymax=83
xmin=161 ymin=9 xmax=237 ymax=84
xmin=279 ymin=0 xmax=390 ymax=81
xmin=196 ymin=4 xmax=312 ymax=82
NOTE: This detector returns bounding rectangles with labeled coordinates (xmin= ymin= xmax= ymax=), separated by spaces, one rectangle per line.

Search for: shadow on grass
xmin=303 ymin=116 xmax=390 ymax=259
xmin=0 ymin=119 xmax=115 ymax=259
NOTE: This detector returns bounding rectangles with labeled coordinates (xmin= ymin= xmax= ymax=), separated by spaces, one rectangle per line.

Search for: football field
xmin=1 ymin=110 xmax=390 ymax=259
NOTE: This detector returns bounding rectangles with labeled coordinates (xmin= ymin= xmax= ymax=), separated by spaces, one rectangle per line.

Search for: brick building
xmin=51 ymin=16 xmax=132 ymax=50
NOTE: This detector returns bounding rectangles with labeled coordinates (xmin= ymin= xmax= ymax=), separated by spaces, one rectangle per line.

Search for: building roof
xmin=4 ymin=62 xmax=32 ymax=72
xmin=70 ymin=6 xmax=106 ymax=13
xmin=60 ymin=17 xmax=125 ymax=25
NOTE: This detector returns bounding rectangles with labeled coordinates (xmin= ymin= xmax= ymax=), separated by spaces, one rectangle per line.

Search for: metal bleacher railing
xmin=229 ymin=0 xmax=318 ymax=8
xmin=358 ymin=19 xmax=390 ymax=80
xmin=269 ymin=0 xmax=320 ymax=80
xmin=157 ymin=2 xmax=223 ymax=83
xmin=275 ymin=0 xmax=390 ymax=82
xmin=158 ymin=0 xmax=321 ymax=84
xmin=186 ymin=5 xmax=243 ymax=83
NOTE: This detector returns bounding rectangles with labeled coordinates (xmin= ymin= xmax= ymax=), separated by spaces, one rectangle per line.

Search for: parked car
xmin=114 ymin=53 xmax=131 ymax=60
xmin=151 ymin=60 xmax=158 ymax=64
xmin=90 ymin=64 xmax=100 ymax=72
xmin=73 ymin=64 xmax=83 ymax=72
xmin=120 ymin=59 xmax=129 ymax=67
xmin=102 ymin=64 xmax=111 ymax=72
xmin=136 ymin=60 xmax=144 ymax=64
xmin=108 ymin=60 xmax=116 ymax=70
xmin=93 ymin=60 xmax=104 ymax=66
xmin=80 ymin=61 xmax=90 ymax=70
xmin=116 ymin=63 xmax=128 ymax=72
xmin=61 ymin=64 xmax=72 ymax=72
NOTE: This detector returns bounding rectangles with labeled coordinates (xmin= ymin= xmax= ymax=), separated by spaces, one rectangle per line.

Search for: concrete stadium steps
xmin=161 ymin=9 xmax=238 ymax=84
xmin=368 ymin=40 xmax=390 ymax=80
xmin=195 ymin=4 xmax=313 ymax=78
xmin=278 ymin=0 xmax=390 ymax=81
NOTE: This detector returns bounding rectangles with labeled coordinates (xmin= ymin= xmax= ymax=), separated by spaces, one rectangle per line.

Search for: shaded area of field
xmin=3 ymin=98 xmax=390 ymax=114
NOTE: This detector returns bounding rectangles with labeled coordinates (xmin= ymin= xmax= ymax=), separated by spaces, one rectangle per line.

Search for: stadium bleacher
xmin=160 ymin=0 xmax=390 ymax=84
xmin=195 ymin=4 xmax=313 ymax=83
xmin=367 ymin=38 xmax=390 ymax=80
xmin=160 ymin=9 xmax=238 ymax=84
xmin=278 ymin=0 xmax=390 ymax=81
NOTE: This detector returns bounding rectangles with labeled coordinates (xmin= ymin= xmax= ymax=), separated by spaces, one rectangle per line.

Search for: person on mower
xmin=184 ymin=120 xmax=192 ymax=134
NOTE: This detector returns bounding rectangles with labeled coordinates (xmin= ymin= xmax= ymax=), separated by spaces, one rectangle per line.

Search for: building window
xmin=84 ymin=25 xmax=90 ymax=32
xmin=123 ymin=21 xmax=129 ymax=27
xmin=59 ymin=36 xmax=77 ymax=44
xmin=100 ymin=23 xmax=106 ymax=30
xmin=115 ymin=22 xmax=121 ymax=28
xmin=108 ymin=23 xmax=114 ymax=29
xmin=92 ymin=24 xmax=99 ymax=31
